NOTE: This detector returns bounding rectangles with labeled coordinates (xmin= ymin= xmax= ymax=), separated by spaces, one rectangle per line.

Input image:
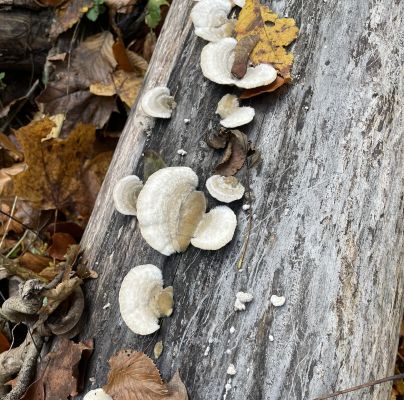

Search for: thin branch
xmin=314 ymin=373 xmax=404 ymax=400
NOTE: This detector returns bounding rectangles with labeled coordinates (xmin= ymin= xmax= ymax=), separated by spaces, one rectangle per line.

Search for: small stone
xmin=177 ymin=149 xmax=187 ymax=156
xmin=242 ymin=204 xmax=250 ymax=210
xmin=270 ymin=295 xmax=286 ymax=307
xmin=227 ymin=364 xmax=237 ymax=375
xmin=229 ymin=326 xmax=235 ymax=334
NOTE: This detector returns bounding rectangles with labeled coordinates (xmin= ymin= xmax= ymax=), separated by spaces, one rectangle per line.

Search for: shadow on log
xmin=77 ymin=0 xmax=404 ymax=399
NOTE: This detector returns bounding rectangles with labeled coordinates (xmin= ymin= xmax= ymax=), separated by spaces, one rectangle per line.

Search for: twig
xmin=3 ymin=334 xmax=43 ymax=400
xmin=314 ymin=373 xmax=404 ymax=400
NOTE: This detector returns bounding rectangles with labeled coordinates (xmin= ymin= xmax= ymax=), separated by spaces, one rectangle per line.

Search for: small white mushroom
xmin=234 ymin=291 xmax=253 ymax=311
xmin=270 ymin=294 xmax=286 ymax=307
xmin=227 ymin=364 xmax=237 ymax=375
xmin=191 ymin=206 xmax=237 ymax=250
xmin=141 ymin=87 xmax=176 ymax=118
xmin=191 ymin=0 xmax=232 ymax=28
xmin=206 ymin=175 xmax=245 ymax=203
xmin=200 ymin=38 xmax=277 ymax=88
xmin=232 ymin=0 xmax=245 ymax=6
xmin=136 ymin=167 xmax=207 ymax=255
xmin=195 ymin=21 xmax=235 ymax=42
xmin=83 ymin=388 xmax=112 ymax=400
xmin=119 ymin=264 xmax=174 ymax=335
xmin=216 ymin=94 xmax=255 ymax=128
xmin=113 ymin=175 xmax=143 ymax=216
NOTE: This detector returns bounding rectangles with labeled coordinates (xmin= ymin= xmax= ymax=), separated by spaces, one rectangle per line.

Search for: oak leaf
xmin=104 ymin=350 xmax=169 ymax=400
xmin=235 ymin=0 xmax=299 ymax=78
xmin=13 ymin=119 xmax=96 ymax=212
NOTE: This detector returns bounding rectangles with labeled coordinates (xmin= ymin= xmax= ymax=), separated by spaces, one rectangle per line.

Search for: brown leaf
xmin=13 ymin=119 xmax=96 ymax=213
xmin=104 ymin=350 xmax=169 ymax=400
xmin=143 ymin=150 xmax=166 ymax=181
xmin=0 ymin=332 xmax=10 ymax=353
xmin=167 ymin=371 xmax=188 ymax=400
xmin=231 ymin=35 xmax=260 ymax=79
xmin=240 ymin=75 xmax=289 ymax=99
xmin=0 ymin=132 xmax=23 ymax=160
xmin=20 ymin=252 xmax=52 ymax=273
xmin=49 ymin=0 xmax=94 ymax=40
xmin=206 ymin=129 xmax=230 ymax=149
xmin=104 ymin=0 xmax=136 ymax=13
xmin=45 ymin=221 xmax=84 ymax=242
xmin=126 ymin=51 xmax=149 ymax=76
xmin=0 ymin=163 xmax=25 ymax=198
xmin=215 ymin=130 xmax=248 ymax=176
xmin=113 ymin=39 xmax=134 ymax=72
xmin=21 ymin=338 xmax=94 ymax=400
xmin=48 ymin=232 xmax=77 ymax=260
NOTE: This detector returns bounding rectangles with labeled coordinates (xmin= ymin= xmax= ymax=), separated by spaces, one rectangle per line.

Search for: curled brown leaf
xmin=231 ymin=35 xmax=260 ymax=79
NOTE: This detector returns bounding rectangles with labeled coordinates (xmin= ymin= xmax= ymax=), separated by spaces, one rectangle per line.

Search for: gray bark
xmin=77 ymin=0 xmax=404 ymax=399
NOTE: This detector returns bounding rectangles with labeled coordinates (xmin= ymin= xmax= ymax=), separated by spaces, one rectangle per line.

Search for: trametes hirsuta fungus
xmin=191 ymin=0 xmax=235 ymax=42
xmin=136 ymin=167 xmax=237 ymax=255
xmin=141 ymin=87 xmax=176 ymax=118
xmin=119 ymin=264 xmax=174 ymax=335
xmin=200 ymin=38 xmax=277 ymax=88
xmin=83 ymin=388 xmax=112 ymax=400
xmin=206 ymin=175 xmax=245 ymax=203
xmin=113 ymin=175 xmax=143 ymax=216
xmin=216 ymin=94 xmax=255 ymax=128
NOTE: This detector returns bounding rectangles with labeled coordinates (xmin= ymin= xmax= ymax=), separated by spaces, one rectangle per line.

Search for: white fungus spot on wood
xmin=242 ymin=204 xmax=250 ymax=210
xmin=229 ymin=326 xmax=235 ymax=334
xmin=227 ymin=363 xmax=237 ymax=375
xmin=102 ymin=303 xmax=111 ymax=310
xmin=177 ymin=149 xmax=187 ymax=156
xmin=270 ymin=294 xmax=286 ymax=307
xmin=269 ymin=334 xmax=274 ymax=342
xmin=234 ymin=291 xmax=253 ymax=311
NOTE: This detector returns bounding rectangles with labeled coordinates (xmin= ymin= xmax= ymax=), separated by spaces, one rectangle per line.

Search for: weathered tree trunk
xmin=78 ymin=0 xmax=404 ymax=399
xmin=0 ymin=9 xmax=52 ymax=71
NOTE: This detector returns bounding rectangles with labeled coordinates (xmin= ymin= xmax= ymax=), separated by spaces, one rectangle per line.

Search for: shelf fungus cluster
xmin=113 ymin=167 xmax=238 ymax=255
xmin=191 ymin=0 xmax=235 ymax=42
xmin=119 ymin=264 xmax=174 ymax=335
xmin=141 ymin=86 xmax=176 ymax=118
xmin=216 ymin=94 xmax=254 ymax=128
xmin=206 ymin=175 xmax=245 ymax=203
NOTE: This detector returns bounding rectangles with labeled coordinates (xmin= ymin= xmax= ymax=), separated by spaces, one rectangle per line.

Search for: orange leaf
xmin=240 ymin=75 xmax=289 ymax=99
xmin=48 ymin=232 xmax=77 ymax=260
xmin=0 ymin=332 xmax=10 ymax=353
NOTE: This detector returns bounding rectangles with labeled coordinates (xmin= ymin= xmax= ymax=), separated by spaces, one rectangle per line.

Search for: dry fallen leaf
xmin=13 ymin=119 xmax=96 ymax=213
xmin=231 ymin=35 xmax=260 ymax=79
xmin=215 ymin=130 xmax=248 ymax=176
xmin=166 ymin=371 xmax=188 ymax=400
xmin=206 ymin=129 xmax=230 ymax=149
xmin=19 ymin=252 xmax=52 ymax=273
xmin=0 ymin=163 xmax=25 ymax=198
xmin=104 ymin=350 xmax=169 ymax=400
xmin=49 ymin=0 xmax=94 ymax=40
xmin=0 ymin=332 xmax=10 ymax=353
xmin=20 ymin=338 xmax=93 ymax=400
xmin=235 ymin=0 xmax=299 ymax=78
xmin=240 ymin=75 xmax=289 ymax=99
xmin=48 ymin=232 xmax=77 ymax=260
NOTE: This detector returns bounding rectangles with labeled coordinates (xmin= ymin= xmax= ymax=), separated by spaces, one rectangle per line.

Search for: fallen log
xmin=77 ymin=0 xmax=404 ymax=399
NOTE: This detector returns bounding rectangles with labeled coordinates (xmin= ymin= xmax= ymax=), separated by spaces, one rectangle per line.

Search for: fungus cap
xmin=83 ymin=389 xmax=112 ymax=400
xmin=200 ymin=38 xmax=277 ymax=88
xmin=195 ymin=21 xmax=235 ymax=42
xmin=191 ymin=0 xmax=232 ymax=28
xmin=206 ymin=175 xmax=245 ymax=203
xmin=141 ymin=87 xmax=176 ymax=118
xmin=113 ymin=175 xmax=143 ymax=216
xmin=119 ymin=264 xmax=174 ymax=335
xmin=136 ymin=167 xmax=207 ymax=255
xmin=216 ymin=94 xmax=255 ymax=128
xmin=191 ymin=205 xmax=237 ymax=250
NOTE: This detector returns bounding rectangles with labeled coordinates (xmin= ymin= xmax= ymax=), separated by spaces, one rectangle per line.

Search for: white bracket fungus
xmin=83 ymin=389 xmax=112 ymax=400
xmin=136 ymin=167 xmax=207 ymax=255
xmin=119 ymin=264 xmax=174 ymax=335
xmin=136 ymin=167 xmax=238 ymax=255
xmin=201 ymin=38 xmax=277 ymax=88
xmin=141 ymin=87 xmax=176 ymax=118
xmin=216 ymin=94 xmax=255 ymax=128
xmin=191 ymin=206 xmax=237 ymax=250
xmin=113 ymin=175 xmax=143 ymax=216
xmin=232 ymin=0 xmax=245 ymax=6
xmin=234 ymin=291 xmax=253 ymax=311
xmin=206 ymin=175 xmax=245 ymax=203
xmin=270 ymin=294 xmax=286 ymax=307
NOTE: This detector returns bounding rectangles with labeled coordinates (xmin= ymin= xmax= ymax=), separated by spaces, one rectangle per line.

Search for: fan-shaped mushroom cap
xmin=136 ymin=167 xmax=207 ymax=255
xmin=191 ymin=0 xmax=232 ymax=28
xmin=119 ymin=264 xmax=174 ymax=335
xmin=206 ymin=175 xmax=245 ymax=203
xmin=113 ymin=175 xmax=143 ymax=216
xmin=141 ymin=87 xmax=176 ymax=118
xmin=216 ymin=94 xmax=255 ymax=128
xmin=83 ymin=388 xmax=112 ymax=400
xmin=195 ymin=21 xmax=235 ymax=42
xmin=232 ymin=0 xmax=245 ymax=7
xmin=200 ymin=38 xmax=277 ymax=88
xmin=191 ymin=206 xmax=237 ymax=250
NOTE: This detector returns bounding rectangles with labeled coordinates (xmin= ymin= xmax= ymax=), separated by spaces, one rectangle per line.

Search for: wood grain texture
xmin=78 ymin=0 xmax=404 ymax=399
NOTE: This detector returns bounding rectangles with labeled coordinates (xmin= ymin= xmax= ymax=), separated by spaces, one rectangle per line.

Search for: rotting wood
xmin=77 ymin=0 xmax=404 ymax=399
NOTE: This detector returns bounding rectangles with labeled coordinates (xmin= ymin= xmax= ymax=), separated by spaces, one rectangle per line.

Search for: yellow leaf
xmin=235 ymin=0 xmax=299 ymax=78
